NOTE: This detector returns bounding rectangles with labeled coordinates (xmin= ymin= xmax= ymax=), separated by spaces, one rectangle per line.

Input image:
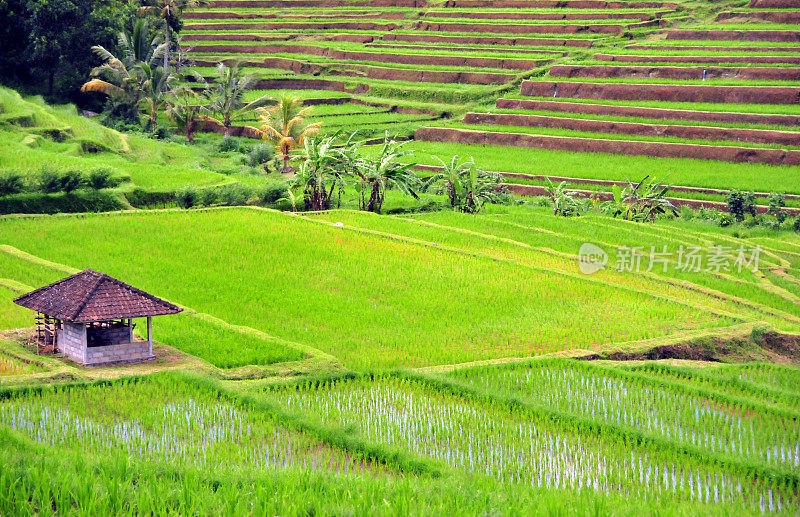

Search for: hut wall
xmin=84 ymin=341 xmax=154 ymax=366
xmin=58 ymin=322 xmax=87 ymax=363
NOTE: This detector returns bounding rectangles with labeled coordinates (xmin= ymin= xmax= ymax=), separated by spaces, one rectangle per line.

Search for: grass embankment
xmin=0 ymin=208 xmax=736 ymax=369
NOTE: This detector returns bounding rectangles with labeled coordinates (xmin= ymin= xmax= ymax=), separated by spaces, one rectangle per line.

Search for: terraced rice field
xmin=182 ymin=0 xmax=800 ymax=206
xmin=1 ymin=207 xmax=799 ymax=513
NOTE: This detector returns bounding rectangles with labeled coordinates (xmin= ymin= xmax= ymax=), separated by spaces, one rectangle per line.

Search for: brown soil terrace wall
xmin=413 ymin=21 xmax=660 ymax=35
xmin=666 ymin=30 xmax=800 ymax=43
xmin=184 ymin=11 xmax=407 ymax=19
xmin=521 ymin=81 xmax=800 ymax=104
xmin=185 ymin=21 xmax=401 ymax=30
xmin=462 ymin=112 xmax=800 ymax=146
xmin=716 ymin=11 xmax=800 ymax=23
xmin=595 ymin=54 xmax=800 ymax=65
xmin=207 ymin=0 xmax=675 ymax=8
xmin=197 ymin=58 xmax=515 ymax=84
xmin=381 ymin=33 xmax=594 ymax=47
xmin=495 ymin=98 xmax=800 ymax=127
xmin=550 ymin=65 xmax=800 ymax=81
xmin=365 ymin=43 xmax=566 ymax=56
xmin=414 ymin=126 xmax=800 ymax=165
xmin=420 ymin=11 xmax=662 ymax=21
xmin=749 ymin=0 xmax=800 ymax=7
xmin=191 ymin=44 xmax=547 ymax=69
xmin=625 ymin=45 xmax=800 ymax=53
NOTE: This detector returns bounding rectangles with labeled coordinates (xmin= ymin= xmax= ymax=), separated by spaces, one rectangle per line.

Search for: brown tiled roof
xmin=13 ymin=269 xmax=182 ymax=322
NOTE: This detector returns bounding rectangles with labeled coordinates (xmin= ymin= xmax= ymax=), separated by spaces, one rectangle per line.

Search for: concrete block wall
xmin=84 ymin=341 xmax=153 ymax=366
xmin=58 ymin=322 xmax=87 ymax=364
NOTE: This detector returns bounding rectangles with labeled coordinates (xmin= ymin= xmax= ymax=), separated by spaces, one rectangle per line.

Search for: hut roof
xmin=13 ymin=268 xmax=182 ymax=323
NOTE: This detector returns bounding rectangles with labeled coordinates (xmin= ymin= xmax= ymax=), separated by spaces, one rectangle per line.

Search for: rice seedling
xmin=267 ymin=374 xmax=799 ymax=512
xmin=447 ymin=360 xmax=800 ymax=469
xmin=0 ymin=377 xmax=378 ymax=474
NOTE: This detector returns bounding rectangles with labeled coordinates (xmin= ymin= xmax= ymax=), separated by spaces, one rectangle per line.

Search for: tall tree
xmin=165 ymin=83 xmax=206 ymax=143
xmin=0 ymin=0 xmax=131 ymax=101
xmin=203 ymin=61 xmax=271 ymax=137
xmin=137 ymin=0 xmax=208 ymax=70
xmin=257 ymin=92 xmax=320 ymax=173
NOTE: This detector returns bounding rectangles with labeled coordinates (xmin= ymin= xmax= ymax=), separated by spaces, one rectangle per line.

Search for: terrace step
xmin=184 ymin=21 xmax=402 ymax=31
xmin=495 ymin=99 xmax=800 ymax=127
xmin=595 ymin=54 xmax=800 ymax=65
xmin=665 ymin=30 xmax=800 ymax=43
xmin=420 ymin=11 xmax=665 ymax=21
xmin=749 ymin=0 xmax=800 ymax=7
xmin=189 ymin=44 xmax=550 ymax=69
xmin=206 ymin=0 xmax=676 ymax=8
xmin=184 ymin=11 xmax=407 ymax=20
xmin=716 ymin=11 xmax=800 ymax=24
xmin=381 ymin=33 xmax=594 ymax=47
xmin=198 ymin=58 xmax=516 ymax=85
xmin=365 ymin=43 xmax=566 ymax=56
xmin=550 ymin=64 xmax=800 ymax=81
xmin=501 ymin=183 xmax=800 ymax=215
xmin=413 ymin=126 xmax=800 ymax=165
xmin=182 ymin=33 xmax=374 ymax=43
xmin=626 ymin=45 xmax=800 ymax=53
xmin=414 ymin=20 xmax=660 ymax=35
xmin=520 ymin=81 xmax=800 ymax=104
xmin=461 ymin=112 xmax=800 ymax=146
xmin=415 ymin=166 xmax=800 ymax=203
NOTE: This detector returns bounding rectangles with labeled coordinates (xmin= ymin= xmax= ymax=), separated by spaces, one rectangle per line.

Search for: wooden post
xmin=146 ymin=316 xmax=152 ymax=355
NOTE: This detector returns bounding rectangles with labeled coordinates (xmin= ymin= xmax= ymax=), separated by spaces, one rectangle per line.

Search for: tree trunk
xmin=366 ymin=182 xmax=381 ymax=214
xmin=223 ymin=114 xmax=231 ymax=138
xmin=164 ymin=22 xmax=171 ymax=69
xmin=151 ymin=108 xmax=157 ymax=132
xmin=282 ymin=154 xmax=289 ymax=174
xmin=187 ymin=120 xmax=195 ymax=143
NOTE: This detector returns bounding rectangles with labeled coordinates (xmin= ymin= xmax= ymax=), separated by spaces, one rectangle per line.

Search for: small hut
xmin=13 ymin=268 xmax=182 ymax=366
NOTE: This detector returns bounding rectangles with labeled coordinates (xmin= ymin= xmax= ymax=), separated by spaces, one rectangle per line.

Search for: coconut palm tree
xmin=137 ymin=0 xmax=209 ymax=70
xmin=257 ymin=92 xmax=321 ymax=173
xmin=203 ymin=61 xmax=272 ymax=138
xmin=352 ymin=134 xmax=420 ymax=214
xmin=165 ymin=83 xmax=207 ymax=143
xmin=139 ymin=63 xmax=175 ymax=131
xmin=81 ymin=23 xmax=168 ymax=127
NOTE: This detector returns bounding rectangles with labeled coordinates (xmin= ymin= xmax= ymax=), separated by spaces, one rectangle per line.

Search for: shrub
xmin=726 ymin=190 xmax=758 ymax=222
xmin=218 ymin=183 xmax=250 ymax=206
xmin=258 ymin=180 xmax=288 ymax=204
xmin=246 ymin=143 xmax=275 ymax=168
xmin=175 ymin=186 xmax=199 ymax=208
xmin=717 ymin=213 xmax=733 ymax=227
xmin=0 ymin=171 xmax=25 ymax=196
xmin=37 ymin=169 xmax=62 ymax=193
xmin=86 ymin=167 xmax=120 ymax=190
xmin=59 ymin=170 xmax=85 ymax=192
xmin=793 ymin=216 xmax=800 ymax=233
xmin=767 ymin=193 xmax=787 ymax=224
xmin=0 ymin=191 xmax=124 ymax=215
xmin=151 ymin=125 xmax=172 ymax=140
xmin=217 ymin=137 xmax=244 ymax=153
xmin=199 ymin=188 xmax=218 ymax=207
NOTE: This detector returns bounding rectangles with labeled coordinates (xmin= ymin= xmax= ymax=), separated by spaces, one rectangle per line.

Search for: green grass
xmin=400 ymin=139 xmax=800 ymax=195
xmin=0 ymin=208 xmax=733 ymax=369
